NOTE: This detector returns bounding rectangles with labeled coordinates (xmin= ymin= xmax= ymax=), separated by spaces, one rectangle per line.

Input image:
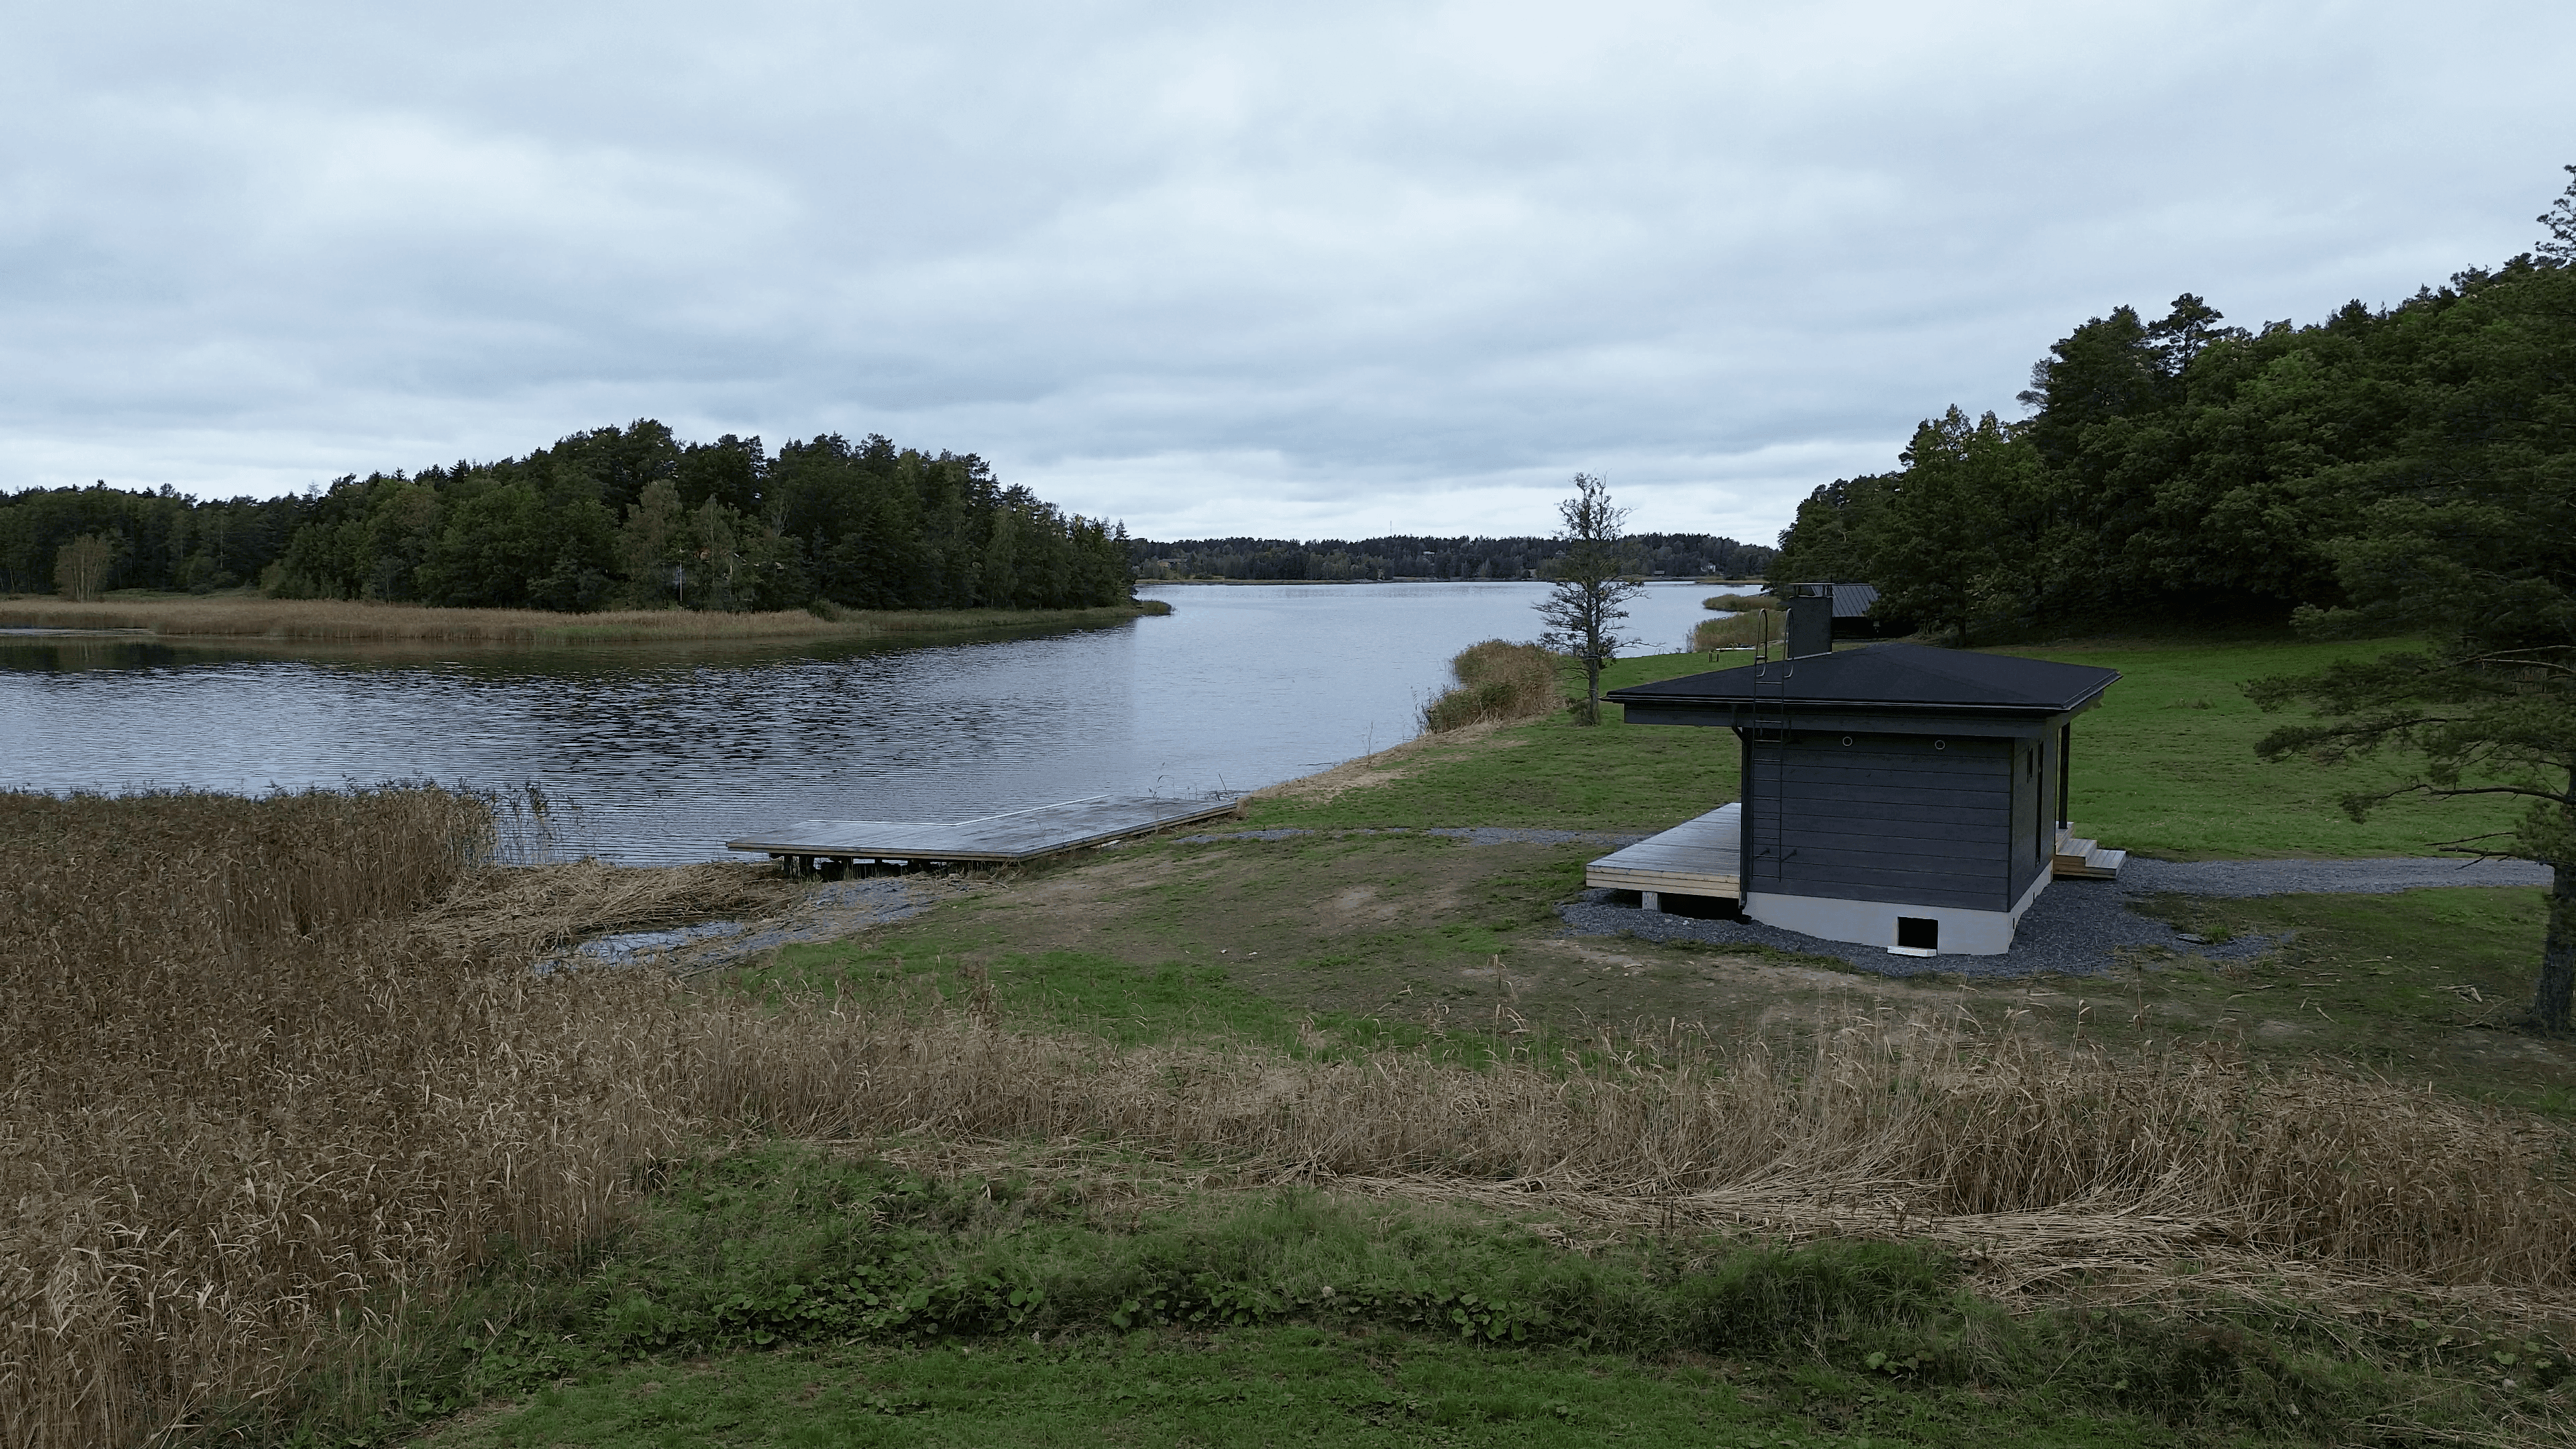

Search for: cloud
xmin=1 ymin=0 xmax=2567 ymax=541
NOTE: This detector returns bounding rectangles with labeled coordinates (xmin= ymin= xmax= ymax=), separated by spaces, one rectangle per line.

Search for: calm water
xmin=1 ymin=582 xmax=1727 ymax=863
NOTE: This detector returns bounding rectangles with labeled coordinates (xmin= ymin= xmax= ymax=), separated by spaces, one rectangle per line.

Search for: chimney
xmin=1785 ymin=582 xmax=1834 ymax=658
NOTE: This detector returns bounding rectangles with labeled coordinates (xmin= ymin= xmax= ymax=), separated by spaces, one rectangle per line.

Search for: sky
xmin=2 ymin=1 xmax=2569 ymax=545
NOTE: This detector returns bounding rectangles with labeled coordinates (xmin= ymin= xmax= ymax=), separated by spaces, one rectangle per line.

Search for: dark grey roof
xmin=1830 ymin=582 xmax=1879 ymax=619
xmin=1608 ymin=643 xmax=2118 ymax=714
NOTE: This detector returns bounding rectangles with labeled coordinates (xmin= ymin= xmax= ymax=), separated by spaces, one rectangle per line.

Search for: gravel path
xmin=2119 ymin=856 xmax=2551 ymax=897
xmin=1171 ymin=826 xmax=1648 ymax=847
xmin=559 ymin=878 xmax=954 ymax=971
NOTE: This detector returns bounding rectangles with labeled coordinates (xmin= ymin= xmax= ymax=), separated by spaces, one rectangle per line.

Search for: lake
xmin=0 ymin=582 xmax=1731 ymax=862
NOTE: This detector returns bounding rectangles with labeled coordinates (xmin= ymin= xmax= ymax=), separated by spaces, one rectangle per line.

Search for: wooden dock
xmin=726 ymin=792 xmax=1244 ymax=875
xmin=1585 ymin=804 xmax=1741 ymax=904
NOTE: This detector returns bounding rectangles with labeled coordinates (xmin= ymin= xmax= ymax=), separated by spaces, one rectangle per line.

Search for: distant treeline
xmin=0 ymin=421 xmax=1133 ymax=612
xmin=1769 ymin=252 xmax=2576 ymax=641
xmin=1130 ymin=533 xmax=1775 ymax=582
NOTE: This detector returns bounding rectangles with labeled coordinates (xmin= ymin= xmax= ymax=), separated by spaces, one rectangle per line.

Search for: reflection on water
xmin=0 ymin=582 xmax=1728 ymax=862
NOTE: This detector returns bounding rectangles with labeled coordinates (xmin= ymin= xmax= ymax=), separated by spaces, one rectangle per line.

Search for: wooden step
xmin=2054 ymin=844 xmax=2125 ymax=881
xmin=2051 ymin=836 xmax=2098 ymax=874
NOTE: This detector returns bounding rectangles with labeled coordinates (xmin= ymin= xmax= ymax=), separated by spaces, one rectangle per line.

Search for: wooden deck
xmin=727 ymin=792 xmax=1244 ymax=871
xmin=1586 ymin=804 xmax=1741 ymax=900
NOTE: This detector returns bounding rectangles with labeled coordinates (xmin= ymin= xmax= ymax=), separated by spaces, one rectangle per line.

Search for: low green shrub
xmin=226 ymin=1148 xmax=2558 ymax=1447
xmin=1420 ymin=639 xmax=1561 ymax=732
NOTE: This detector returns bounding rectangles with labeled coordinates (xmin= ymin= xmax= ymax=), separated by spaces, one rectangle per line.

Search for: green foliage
xmin=1769 ymin=233 xmax=2575 ymax=642
xmin=259 ymin=1149 xmax=2561 ymax=1448
xmin=0 ymin=481 xmax=304 ymax=595
xmin=1128 ymin=531 xmax=1774 ymax=582
xmin=6 ymin=419 xmax=1133 ymax=614
xmin=1536 ymin=474 xmax=1647 ymax=724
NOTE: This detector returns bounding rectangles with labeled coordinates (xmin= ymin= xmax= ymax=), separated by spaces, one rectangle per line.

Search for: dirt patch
xmin=1247 ymin=718 xmax=1525 ymax=806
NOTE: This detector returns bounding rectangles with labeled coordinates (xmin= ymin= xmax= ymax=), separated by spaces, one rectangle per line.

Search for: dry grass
xmin=1419 ymin=639 xmax=1562 ymax=732
xmin=0 ymin=594 xmax=1157 ymax=646
xmin=13 ymin=787 xmax=2576 ymax=1446
xmin=1703 ymin=592 xmax=1780 ymax=611
xmin=1693 ymin=608 xmax=1788 ymax=651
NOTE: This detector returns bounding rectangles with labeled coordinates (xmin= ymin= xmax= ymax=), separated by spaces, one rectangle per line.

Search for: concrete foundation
xmin=1742 ymin=870 xmax=2052 ymax=956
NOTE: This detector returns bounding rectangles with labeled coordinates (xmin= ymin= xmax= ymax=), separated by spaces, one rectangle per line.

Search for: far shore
xmin=0 ymin=593 xmax=1170 ymax=648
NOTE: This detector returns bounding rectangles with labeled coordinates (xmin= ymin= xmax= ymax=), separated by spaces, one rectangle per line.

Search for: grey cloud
xmin=1 ymin=1 xmax=2568 ymax=541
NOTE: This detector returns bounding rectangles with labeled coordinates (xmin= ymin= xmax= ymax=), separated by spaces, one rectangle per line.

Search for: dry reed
xmin=1419 ymin=639 xmax=1562 ymax=732
xmin=1693 ymin=607 xmax=1788 ymax=651
xmin=0 ymin=595 xmax=1156 ymax=647
xmin=12 ymin=787 xmax=2576 ymax=1446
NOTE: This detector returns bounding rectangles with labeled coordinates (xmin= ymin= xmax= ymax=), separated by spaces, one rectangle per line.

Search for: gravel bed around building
xmin=1558 ymin=881 xmax=2276 ymax=979
xmin=1559 ymin=855 xmax=2553 ymax=979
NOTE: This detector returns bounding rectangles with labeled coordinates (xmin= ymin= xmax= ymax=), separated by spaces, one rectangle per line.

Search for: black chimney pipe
xmin=1786 ymin=582 xmax=1834 ymax=658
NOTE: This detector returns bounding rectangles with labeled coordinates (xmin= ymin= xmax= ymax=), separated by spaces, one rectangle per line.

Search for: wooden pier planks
xmin=1586 ymin=803 xmax=1742 ymax=898
xmin=726 ymin=792 xmax=1244 ymax=867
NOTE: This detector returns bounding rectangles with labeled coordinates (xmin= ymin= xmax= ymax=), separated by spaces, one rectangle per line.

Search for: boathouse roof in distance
xmin=1608 ymin=643 xmax=2118 ymax=718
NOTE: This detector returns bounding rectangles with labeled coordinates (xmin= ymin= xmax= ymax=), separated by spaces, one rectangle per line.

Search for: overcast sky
xmin=3 ymin=1 xmax=2568 ymax=543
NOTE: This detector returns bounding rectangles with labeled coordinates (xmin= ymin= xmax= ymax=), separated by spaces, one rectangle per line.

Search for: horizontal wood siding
xmin=1745 ymin=733 xmax=2013 ymax=911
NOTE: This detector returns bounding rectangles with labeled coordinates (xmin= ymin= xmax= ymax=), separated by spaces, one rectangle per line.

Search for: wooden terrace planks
xmin=1585 ymin=803 xmax=1742 ymax=899
xmin=727 ymin=792 xmax=1244 ymax=869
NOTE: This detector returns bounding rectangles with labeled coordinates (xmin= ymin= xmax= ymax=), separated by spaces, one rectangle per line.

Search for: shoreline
xmin=0 ymin=594 xmax=1169 ymax=648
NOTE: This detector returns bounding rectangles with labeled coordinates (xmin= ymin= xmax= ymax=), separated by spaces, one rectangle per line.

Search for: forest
xmin=1769 ymin=203 xmax=2576 ymax=645
xmin=1131 ymin=531 xmax=1774 ymax=582
xmin=0 ymin=423 xmax=1135 ymax=612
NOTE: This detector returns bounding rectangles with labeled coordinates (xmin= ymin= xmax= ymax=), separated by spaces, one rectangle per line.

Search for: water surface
xmin=1 ymin=582 xmax=1727 ymax=862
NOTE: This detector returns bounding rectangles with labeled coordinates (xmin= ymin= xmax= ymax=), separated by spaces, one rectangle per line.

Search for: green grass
xmin=421 ymin=1331 xmax=2150 ymax=1448
xmin=352 ymin=1148 xmax=2549 ymax=1449
xmin=1248 ymin=637 xmax=2530 ymax=857
xmin=2120 ymin=885 xmax=2571 ymax=1110
xmin=2004 ymin=635 xmax=2528 ymax=859
xmin=356 ymin=630 xmax=2570 ymax=1449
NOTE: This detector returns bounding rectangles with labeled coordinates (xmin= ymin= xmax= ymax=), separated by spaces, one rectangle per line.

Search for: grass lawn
xmin=374 ymin=628 xmax=2572 ymax=1449
xmin=1251 ymin=634 xmax=2526 ymax=858
xmin=394 ymin=1151 xmax=2477 ymax=1449
xmin=419 ymin=1328 xmax=2173 ymax=1448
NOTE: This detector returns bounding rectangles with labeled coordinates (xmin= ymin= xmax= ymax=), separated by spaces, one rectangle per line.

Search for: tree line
xmin=1 ymin=421 xmax=1135 ymax=612
xmin=1768 ymin=236 xmax=2575 ymax=645
xmin=1130 ymin=532 xmax=1774 ymax=582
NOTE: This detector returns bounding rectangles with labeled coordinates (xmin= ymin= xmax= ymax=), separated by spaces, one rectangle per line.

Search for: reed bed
xmin=11 ymin=786 xmax=2576 ymax=1445
xmin=1694 ymin=607 xmax=1788 ymax=651
xmin=0 ymin=595 xmax=1159 ymax=646
xmin=1419 ymin=639 xmax=1562 ymax=732
xmin=1703 ymin=592 xmax=1780 ymax=611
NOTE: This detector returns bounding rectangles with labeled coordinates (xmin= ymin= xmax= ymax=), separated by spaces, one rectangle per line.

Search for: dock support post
xmin=1642 ymin=891 xmax=1662 ymax=912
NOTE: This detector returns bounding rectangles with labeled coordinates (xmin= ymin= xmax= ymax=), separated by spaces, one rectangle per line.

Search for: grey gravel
xmin=1171 ymin=826 xmax=1646 ymax=847
xmin=2119 ymin=856 xmax=2551 ymax=898
xmin=1559 ymin=881 xmax=2275 ymax=979
xmin=1558 ymin=855 xmax=2553 ymax=980
xmin=555 ymin=878 xmax=942 ymax=973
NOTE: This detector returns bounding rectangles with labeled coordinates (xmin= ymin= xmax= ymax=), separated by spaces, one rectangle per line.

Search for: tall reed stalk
xmin=8 ymin=788 xmax=2576 ymax=1446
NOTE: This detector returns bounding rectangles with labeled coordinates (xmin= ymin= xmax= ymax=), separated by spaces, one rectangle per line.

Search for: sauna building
xmin=1591 ymin=604 xmax=2123 ymax=956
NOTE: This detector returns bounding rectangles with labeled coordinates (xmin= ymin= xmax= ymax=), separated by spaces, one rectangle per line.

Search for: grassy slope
xmin=1254 ymin=636 xmax=2525 ymax=857
xmin=2004 ymin=635 xmax=2524 ymax=859
xmin=394 ymin=631 xmax=2573 ymax=1449
xmin=402 ymin=1150 xmax=2455 ymax=1449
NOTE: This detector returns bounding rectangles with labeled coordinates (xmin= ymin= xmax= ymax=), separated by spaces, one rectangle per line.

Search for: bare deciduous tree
xmin=1534 ymin=474 xmax=1645 ymax=726
xmin=52 ymin=533 xmax=115 ymax=602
